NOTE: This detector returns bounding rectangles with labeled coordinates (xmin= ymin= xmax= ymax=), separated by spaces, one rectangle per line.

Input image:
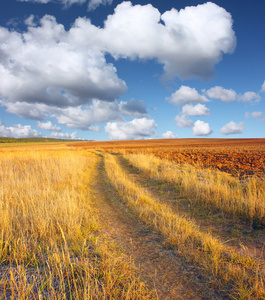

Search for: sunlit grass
xmin=0 ymin=147 xmax=154 ymax=299
xmin=123 ymin=153 xmax=265 ymax=228
xmin=104 ymin=152 xmax=265 ymax=299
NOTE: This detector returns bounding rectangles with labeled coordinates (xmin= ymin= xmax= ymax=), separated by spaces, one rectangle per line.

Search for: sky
xmin=0 ymin=0 xmax=264 ymax=140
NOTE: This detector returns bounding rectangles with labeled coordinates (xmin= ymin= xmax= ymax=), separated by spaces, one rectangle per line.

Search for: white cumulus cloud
xmin=0 ymin=15 xmax=127 ymax=108
xmin=206 ymin=86 xmax=237 ymax=102
xmin=220 ymin=121 xmax=244 ymax=135
xmin=72 ymin=1 xmax=235 ymax=80
xmin=181 ymin=103 xmax=210 ymax=116
xmin=193 ymin=120 xmax=212 ymax=136
xmin=105 ymin=118 xmax=157 ymax=140
xmin=101 ymin=1 xmax=236 ymax=79
xmin=167 ymin=86 xmax=209 ymax=106
xmin=0 ymin=124 xmax=40 ymax=138
xmin=161 ymin=131 xmax=178 ymax=139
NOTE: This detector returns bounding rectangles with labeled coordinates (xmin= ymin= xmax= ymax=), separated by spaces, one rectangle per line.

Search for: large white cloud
xmin=181 ymin=103 xmax=210 ymax=116
xmin=220 ymin=121 xmax=244 ymax=135
xmin=105 ymin=118 xmax=157 ymax=140
xmin=206 ymin=86 xmax=237 ymax=102
xmin=0 ymin=15 xmax=127 ymax=107
xmin=1 ymin=2 xmax=235 ymax=102
xmin=100 ymin=1 xmax=236 ymax=80
xmin=167 ymin=86 xmax=209 ymax=106
xmin=192 ymin=120 xmax=212 ymax=136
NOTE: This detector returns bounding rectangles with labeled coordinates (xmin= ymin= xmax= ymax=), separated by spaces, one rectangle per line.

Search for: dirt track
xmin=91 ymin=154 xmax=220 ymax=300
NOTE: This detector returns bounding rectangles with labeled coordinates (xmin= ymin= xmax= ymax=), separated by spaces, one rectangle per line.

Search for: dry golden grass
xmin=123 ymin=153 xmax=265 ymax=228
xmin=1 ymin=139 xmax=265 ymax=299
xmin=0 ymin=146 xmax=154 ymax=299
xmin=104 ymin=152 xmax=265 ymax=299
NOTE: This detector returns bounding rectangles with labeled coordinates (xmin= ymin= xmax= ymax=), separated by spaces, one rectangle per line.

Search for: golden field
xmin=0 ymin=139 xmax=264 ymax=299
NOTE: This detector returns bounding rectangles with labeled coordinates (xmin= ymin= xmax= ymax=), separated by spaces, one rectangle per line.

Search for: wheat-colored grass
xmin=104 ymin=152 xmax=265 ymax=299
xmin=0 ymin=147 xmax=154 ymax=299
xmin=122 ymin=153 xmax=265 ymax=227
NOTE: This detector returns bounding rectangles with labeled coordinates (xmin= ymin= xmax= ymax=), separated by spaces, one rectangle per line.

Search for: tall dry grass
xmin=104 ymin=153 xmax=265 ymax=299
xmin=0 ymin=148 xmax=154 ymax=299
xmin=122 ymin=153 xmax=265 ymax=228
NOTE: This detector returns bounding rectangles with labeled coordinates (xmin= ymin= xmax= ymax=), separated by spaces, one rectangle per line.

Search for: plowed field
xmin=71 ymin=138 xmax=265 ymax=178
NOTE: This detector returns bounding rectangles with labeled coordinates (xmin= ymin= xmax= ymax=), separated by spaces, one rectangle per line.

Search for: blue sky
xmin=0 ymin=0 xmax=264 ymax=140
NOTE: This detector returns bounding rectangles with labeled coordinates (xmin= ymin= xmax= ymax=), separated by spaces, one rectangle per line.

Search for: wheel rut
xmin=91 ymin=154 xmax=208 ymax=300
xmin=116 ymin=154 xmax=265 ymax=263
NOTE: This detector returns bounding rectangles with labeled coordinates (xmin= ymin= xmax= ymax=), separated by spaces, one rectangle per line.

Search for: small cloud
xmin=37 ymin=120 xmax=61 ymax=131
xmin=105 ymin=117 xmax=157 ymax=140
xmin=193 ymin=120 xmax=212 ymax=136
xmin=175 ymin=114 xmax=194 ymax=128
xmin=88 ymin=0 xmax=113 ymax=11
xmin=220 ymin=121 xmax=244 ymax=135
xmin=261 ymin=81 xmax=265 ymax=92
xmin=161 ymin=131 xmax=178 ymax=139
xmin=181 ymin=103 xmax=210 ymax=116
xmin=0 ymin=124 xmax=40 ymax=138
xmin=206 ymin=86 xmax=237 ymax=102
xmin=238 ymin=92 xmax=260 ymax=103
xmin=25 ymin=15 xmax=37 ymax=27
xmin=167 ymin=86 xmax=209 ymax=106
xmin=245 ymin=111 xmax=264 ymax=121
xmin=49 ymin=131 xmax=78 ymax=139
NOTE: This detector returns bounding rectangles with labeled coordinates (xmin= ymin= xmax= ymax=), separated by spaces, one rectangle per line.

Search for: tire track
xmin=116 ymin=154 xmax=265 ymax=263
xmin=91 ymin=153 xmax=212 ymax=300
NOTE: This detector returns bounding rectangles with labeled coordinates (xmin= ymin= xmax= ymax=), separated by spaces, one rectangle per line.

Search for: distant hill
xmin=0 ymin=137 xmax=86 ymax=143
